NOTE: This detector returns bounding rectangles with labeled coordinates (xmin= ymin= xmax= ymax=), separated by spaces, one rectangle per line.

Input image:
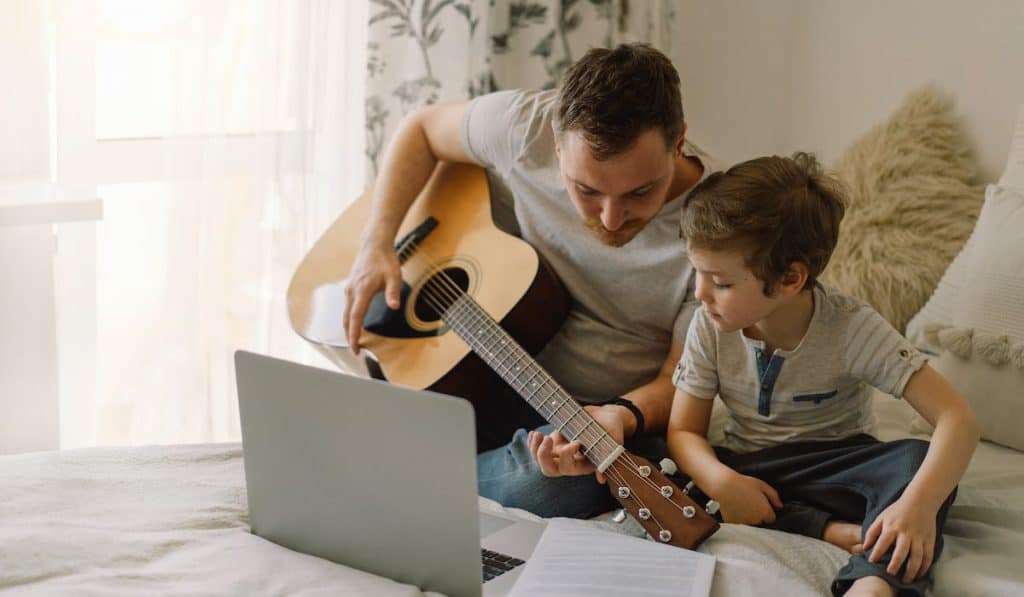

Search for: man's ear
xmin=781 ymin=261 xmax=809 ymax=296
xmin=675 ymin=122 xmax=688 ymax=156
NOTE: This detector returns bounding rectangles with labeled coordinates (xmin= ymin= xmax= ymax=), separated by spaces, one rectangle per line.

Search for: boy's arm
xmin=863 ymin=363 xmax=980 ymax=581
xmin=899 ymin=364 xmax=980 ymax=511
xmin=666 ymin=389 xmax=782 ymax=525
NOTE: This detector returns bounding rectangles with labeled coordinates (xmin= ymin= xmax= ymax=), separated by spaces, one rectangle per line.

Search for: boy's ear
xmin=781 ymin=262 xmax=809 ymax=296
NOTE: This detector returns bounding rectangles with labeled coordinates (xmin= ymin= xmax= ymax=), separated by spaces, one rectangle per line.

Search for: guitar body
xmin=286 ymin=162 xmax=571 ymax=405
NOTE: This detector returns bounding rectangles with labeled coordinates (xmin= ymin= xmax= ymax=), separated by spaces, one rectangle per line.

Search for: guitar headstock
xmin=604 ymin=451 xmax=719 ymax=550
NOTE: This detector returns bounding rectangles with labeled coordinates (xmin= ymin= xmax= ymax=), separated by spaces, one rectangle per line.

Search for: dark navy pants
xmin=683 ymin=434 xmax=956 ymax=596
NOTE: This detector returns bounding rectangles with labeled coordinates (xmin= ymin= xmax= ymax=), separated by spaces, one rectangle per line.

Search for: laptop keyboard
xmin=481 ymin=548 xmax=525 ymax=582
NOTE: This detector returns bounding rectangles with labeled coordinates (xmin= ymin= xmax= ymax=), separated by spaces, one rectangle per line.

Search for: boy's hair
xmin=680 ymin=152 xmax=848 ymax=295
xmin=556 ymin=43 xmax=683 ymax=160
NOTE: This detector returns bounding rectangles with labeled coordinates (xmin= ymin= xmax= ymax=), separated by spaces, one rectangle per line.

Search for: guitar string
xmin=396 ymin=240 xmax=696 ymax=517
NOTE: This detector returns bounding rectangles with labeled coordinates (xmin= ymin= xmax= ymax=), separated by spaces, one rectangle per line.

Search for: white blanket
xmin=2 ymin=395 xmax=1023 ymax=596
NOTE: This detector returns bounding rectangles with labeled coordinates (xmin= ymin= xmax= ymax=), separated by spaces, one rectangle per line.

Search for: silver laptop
xmin=235 ymin=350 xmax=546 ymax=597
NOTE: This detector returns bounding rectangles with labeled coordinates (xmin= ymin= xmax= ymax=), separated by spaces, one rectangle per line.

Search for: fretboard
xmin=442 ymin=293 xmax=621 ymax=467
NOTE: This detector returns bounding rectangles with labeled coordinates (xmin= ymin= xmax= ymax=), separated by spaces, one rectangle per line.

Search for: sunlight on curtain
xmin=44 ymin=0 xmax=368 ymax=447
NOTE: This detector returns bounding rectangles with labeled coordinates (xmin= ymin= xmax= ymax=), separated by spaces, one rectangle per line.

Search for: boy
xmin=668 ymin=153 xmax=979 ymax=596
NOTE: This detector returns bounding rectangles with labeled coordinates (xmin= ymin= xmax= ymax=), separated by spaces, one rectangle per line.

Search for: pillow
xmin=912 ymin=184 xmax=1024 ymax=451
xmin=907 ymin=103 xmax=1024 ymax=351
xmin=821 ymin=86 xmax=984 ymax=333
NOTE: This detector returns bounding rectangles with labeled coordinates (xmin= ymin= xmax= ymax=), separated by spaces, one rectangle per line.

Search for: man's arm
xmin=344 ymin=101 xmax=473 ymax=353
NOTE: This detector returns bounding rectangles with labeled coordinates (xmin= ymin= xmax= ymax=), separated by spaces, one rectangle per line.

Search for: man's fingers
xmin=385 ymin=272 xmax=402 ymax=310
xmin=557 ymin=441 xmax=579 ymax=475
xmin=536 ymin=435 xmax=558 ymax=477
xmin=527 ymin=431 xmax=542 ymax=460
xmin=342 ymin=284 xmax=353 ymax=343
xmin=347 ymin=300 xmax=365 ymax=355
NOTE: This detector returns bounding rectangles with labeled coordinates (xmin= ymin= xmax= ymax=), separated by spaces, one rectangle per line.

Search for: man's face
xmin=556 ymin=128 xmax=678 ymax=247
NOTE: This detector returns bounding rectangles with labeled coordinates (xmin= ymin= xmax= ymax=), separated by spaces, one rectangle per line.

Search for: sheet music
xmin=999 ymin=104 xmax=1024 ymax=193
xmin=507 ymin=519 xmax=715 ymax=597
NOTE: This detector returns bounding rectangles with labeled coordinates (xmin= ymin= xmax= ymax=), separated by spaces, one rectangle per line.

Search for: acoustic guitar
xmin=287 ymin=161 xmax=719 ymax=550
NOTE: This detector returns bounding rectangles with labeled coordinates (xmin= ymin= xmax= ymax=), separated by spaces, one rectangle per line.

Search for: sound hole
xmin=414 ymin=267 xmax=470 ymax=322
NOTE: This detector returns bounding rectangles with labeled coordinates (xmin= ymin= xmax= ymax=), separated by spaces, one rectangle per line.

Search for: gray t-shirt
xmin=460 ymin=89 xmax=716 ymax=402
xmin=672 ymin=284 xmax=928 ymax=453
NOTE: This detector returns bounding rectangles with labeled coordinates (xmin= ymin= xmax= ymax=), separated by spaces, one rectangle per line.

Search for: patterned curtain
xmin=364 ymin=0 xmax=677 ymax=176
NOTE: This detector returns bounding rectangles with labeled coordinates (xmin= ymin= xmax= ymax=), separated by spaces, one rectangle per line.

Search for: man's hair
xmin=680 ymin=152 xmax=848 ymax=294
xmin=555 ymin=43 xmax=683 ymax=160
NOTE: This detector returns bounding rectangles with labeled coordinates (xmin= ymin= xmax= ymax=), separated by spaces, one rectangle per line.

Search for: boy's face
xmin=688 ymin=245 xmax=785 ymax=333
xmin=555 ymin=127 xmax=681 ymax=247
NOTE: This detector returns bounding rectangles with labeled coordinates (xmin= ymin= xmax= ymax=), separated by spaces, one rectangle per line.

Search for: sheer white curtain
xmin=2 ymin=0 xmax=368 ymax=449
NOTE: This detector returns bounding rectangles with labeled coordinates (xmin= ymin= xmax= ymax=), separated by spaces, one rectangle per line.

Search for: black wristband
xmin=594 ymin=396 xmax=645 ymax=438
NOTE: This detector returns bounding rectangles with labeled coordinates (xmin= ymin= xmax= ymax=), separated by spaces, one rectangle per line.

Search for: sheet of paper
xmin=999 ymin=104 xmax=1024 ymax=193
xmin=507 ymin=519 xmax=715 ymax=597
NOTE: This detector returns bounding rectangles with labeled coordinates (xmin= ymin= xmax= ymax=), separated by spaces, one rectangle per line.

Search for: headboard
xmin=670 ymin=0 xmax=1024 ymax=183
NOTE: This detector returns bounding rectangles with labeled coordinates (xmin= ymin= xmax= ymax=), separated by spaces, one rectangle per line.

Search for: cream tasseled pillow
xmin=821 ymin=86 xmax=984 ymax=332
xmin=912 ymin=184 xmax=1024 ymax=451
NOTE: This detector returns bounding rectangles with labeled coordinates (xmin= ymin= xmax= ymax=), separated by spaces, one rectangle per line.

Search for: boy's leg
xmin=674 ymin=444 xmax=844 ymax=541
xmin=825 ymin=441 xmax=956 ymax=596
xmin=716 ymin=436 xmax=955 ymax=596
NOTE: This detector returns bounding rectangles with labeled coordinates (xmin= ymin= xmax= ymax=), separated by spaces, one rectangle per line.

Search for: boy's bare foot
xmin=824 ymin=521 xmax=864 ymax=555
xmin=845 ymin=575 xmax=896 ymax=597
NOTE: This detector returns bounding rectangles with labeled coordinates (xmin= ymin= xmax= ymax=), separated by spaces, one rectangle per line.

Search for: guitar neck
xmin=442 ymin=293 xmax=623 ymax=469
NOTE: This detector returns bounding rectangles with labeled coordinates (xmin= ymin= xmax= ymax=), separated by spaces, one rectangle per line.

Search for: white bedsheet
xmin=0 ymin=444 xmax=442 ymax=597
xmin=2 ymin=394 xmax=1022 ymax=596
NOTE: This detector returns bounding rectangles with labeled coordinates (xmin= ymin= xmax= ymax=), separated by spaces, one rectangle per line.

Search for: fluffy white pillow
xmin=914 ymin=184 xmax=1024 ymax=451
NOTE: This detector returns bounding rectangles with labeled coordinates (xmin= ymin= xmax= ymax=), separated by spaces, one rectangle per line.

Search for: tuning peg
xmin=659 ymin=458 xmax=678 ymax=475
xmin=705 ymin=500 xmax=720 ymax=515
xmin=612 ymin=509 xmax=627 ymax=523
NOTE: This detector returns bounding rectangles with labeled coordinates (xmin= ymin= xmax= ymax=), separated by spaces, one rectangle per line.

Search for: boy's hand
xmin=863 ymin=496 xmax=937 ymax=583
xmin=710 ymin=471 xmax=783 ymax=526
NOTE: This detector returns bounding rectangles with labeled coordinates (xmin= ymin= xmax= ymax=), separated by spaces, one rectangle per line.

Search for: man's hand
xmin=709 ymin=470 xmax=783 ymax=526
xmin=863 ymin=495 xmax=938 ymax=583
xmin=527 ymin=404 xmax=635 ymax=484
xmin=343 ymin=243 xmax=402 ymax=355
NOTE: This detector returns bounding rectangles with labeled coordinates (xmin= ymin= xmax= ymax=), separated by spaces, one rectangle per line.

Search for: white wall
xmin=672 ymin=0 xmax=1024 ymax=182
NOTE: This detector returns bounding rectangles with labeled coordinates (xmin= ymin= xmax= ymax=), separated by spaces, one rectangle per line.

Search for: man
xmin=343 ymin=43 xmax=715 ymax=518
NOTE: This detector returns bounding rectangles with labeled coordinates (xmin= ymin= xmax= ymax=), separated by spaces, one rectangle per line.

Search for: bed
xmin=3 ymin=393 xmax=1023 ymax=596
